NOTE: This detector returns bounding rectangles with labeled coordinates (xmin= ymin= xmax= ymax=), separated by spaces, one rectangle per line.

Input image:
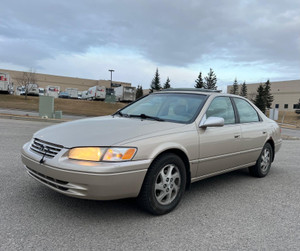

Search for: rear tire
xmin=249 ymin=143 xmax=273 ymax=178
xmin=138 ymin=153 xmax=186 ymax=215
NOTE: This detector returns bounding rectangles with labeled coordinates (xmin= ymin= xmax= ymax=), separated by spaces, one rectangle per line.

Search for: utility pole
xmin=108 ymin=69 xmax=114 ymax=87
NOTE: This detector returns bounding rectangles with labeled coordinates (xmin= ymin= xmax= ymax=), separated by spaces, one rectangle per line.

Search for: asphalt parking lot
xmin=0 ymin=118 xmax=299 ymax=250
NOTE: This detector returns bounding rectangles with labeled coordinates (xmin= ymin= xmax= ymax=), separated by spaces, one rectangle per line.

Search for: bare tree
xmin=17 ymin=69 xmax=37 ymax=99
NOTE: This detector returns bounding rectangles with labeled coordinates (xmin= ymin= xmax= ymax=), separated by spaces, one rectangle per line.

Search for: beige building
xmin=0 ymin=68 xmax=131 ymax=92
xmin=227 ymin=80 xmax=300 ymax=111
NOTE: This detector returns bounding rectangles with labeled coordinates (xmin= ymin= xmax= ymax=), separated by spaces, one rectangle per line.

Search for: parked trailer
xmin=46 ymin=86 xmax=60 ymax=98
xmin=65 ymin=88 xmax=78 ymax=99
xmin=0 ymin=72 xmax=12 ymax=93
xmin=114 ymin=86 xmax=136 ymax=102
xmin=87 ymin=86 xmax=106 ymax=100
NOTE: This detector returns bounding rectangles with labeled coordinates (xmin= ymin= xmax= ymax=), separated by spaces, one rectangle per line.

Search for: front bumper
xmin=21 ymin=142 xmax=150 ymax=200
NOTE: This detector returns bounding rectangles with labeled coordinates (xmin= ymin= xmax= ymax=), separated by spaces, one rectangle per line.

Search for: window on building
xmin=275 ymin=104 xmax=279 ymax=108
xmin=294 ymin=104 xmax=300 ymax=109
xmin=284 ymin=104 xmax=288 ymax=109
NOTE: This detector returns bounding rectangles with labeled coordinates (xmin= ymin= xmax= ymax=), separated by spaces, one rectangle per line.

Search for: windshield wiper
xmin=129 ymin=114 xmax=165 ymax=121
xmin=113 ymin=110 xmax=131 ymax=117
xmin=113 ymin=110 xmax=123 ymax=117
xmin=115 ymin=110 xmax=123 ymax=117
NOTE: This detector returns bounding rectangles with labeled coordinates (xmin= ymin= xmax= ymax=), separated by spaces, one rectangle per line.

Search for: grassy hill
xmin=0 ymin=94 xmax=127 ymax=116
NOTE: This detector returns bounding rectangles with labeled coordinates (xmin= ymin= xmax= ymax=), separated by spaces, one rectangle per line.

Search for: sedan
xmin=21 ymin=89 xmax=282 ymax=215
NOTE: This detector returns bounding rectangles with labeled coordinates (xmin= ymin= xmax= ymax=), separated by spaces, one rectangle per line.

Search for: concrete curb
xmin=278 ymin=123 xmax=300 ymax=130
xmin=0 ymin=113 xmax=69 ymax=123
xmin=279 ymin=125 xmax=300 ymax=130
xmin=281 ymin=135 xmax=300 ymax=140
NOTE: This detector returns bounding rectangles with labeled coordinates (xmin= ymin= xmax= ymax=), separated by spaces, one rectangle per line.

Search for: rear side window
xmin=233 ymin=98 xmax=260 ymax=123
xmin=206 ymin=97 xmax=235 ymax=124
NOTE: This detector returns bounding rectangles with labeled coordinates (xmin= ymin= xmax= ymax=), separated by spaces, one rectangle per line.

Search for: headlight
xmin=68 ymin=147 xmax=137 ymax=162
xmin=69 ymin=147 xmax=105 ymax=161
xmin=103 ymin=148 xmax=137 ymax=161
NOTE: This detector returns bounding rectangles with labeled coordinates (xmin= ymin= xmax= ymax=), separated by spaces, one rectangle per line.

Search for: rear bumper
xmin=21 ymin=153 xmax=149 ymax=200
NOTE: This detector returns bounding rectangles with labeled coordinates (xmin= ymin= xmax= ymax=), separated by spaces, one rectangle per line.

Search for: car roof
xmin=154 ymin=88 xmax=249 ymax=99
xmin=158 ymin=88 xmax=224 ymax=96
xmin=162 ymin=88 xmax=221 ymax=93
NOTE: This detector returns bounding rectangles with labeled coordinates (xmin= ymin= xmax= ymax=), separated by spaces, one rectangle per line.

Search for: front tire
xmin=138 ymin=153 xmax=186 ymax=215
xmin=249 ymin=143 xmax=273 ymax=178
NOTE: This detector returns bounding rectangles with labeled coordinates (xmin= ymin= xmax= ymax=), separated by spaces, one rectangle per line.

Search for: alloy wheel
xmin=260 ymin=148 xmax=271 ymax=173
xmin=154 ymin=164 xmax=181 ymax=205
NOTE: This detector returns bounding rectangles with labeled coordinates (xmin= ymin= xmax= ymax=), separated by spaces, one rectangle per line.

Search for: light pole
xmin=108 ymin=69 xmax=114 ymax=87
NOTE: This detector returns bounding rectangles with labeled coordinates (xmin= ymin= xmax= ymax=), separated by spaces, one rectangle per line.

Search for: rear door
xmin=232 ymin=97 xmax=268 ymax=164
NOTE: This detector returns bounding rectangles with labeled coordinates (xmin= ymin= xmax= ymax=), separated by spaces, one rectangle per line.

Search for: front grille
xmin=27 ymin=167 xmax=68 ymax=191
xmin=30 ymin=138 xmax=63 ymax=159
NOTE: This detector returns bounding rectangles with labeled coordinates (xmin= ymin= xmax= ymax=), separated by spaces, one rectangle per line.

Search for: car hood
xmin=34 ymin=116 xmax=186 ymax=148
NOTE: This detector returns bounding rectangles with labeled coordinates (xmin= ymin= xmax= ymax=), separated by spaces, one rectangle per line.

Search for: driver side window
xmin=206 ymin=97 xmax=235 ymax=124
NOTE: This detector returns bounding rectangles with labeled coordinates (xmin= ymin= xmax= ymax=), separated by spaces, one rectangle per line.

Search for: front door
xmin=196 ymin=96 xmax=242 ymax=177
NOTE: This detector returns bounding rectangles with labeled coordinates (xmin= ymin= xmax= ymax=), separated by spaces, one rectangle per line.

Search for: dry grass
xmin=266 ymin=110 xmax=300 ymax=127
xmin=276 ymin=111 xmax=300 ymax=127
xmin=0 ymin=94 xmax=127 ymax=116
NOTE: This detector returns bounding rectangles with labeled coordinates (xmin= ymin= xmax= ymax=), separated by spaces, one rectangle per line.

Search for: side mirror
xmin=199 ymin=116 xmax=224 ymax=128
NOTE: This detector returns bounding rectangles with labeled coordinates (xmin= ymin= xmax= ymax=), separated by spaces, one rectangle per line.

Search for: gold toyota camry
xmin=21 ymin=89 xmax=282 ymax=215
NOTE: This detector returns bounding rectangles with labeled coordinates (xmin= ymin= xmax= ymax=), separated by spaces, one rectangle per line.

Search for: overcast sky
xmin=0 ymin=0 xmax=299 ymax=91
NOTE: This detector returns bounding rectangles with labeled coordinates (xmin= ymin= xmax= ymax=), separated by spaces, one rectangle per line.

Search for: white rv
xmin=0 ymin=72 xmax=12 ymax=93
xmin=87 ymin=86 xmax=106 ymax=100
xmin=114 ymin=86 xmax=136 ymax=102
xmin=46 ymin=86 xmax=60 ymax=98
xmin=65 ymin=88 xmax=78 ymax=99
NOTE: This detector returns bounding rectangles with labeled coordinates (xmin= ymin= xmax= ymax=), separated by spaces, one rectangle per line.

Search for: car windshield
xmin=119 ymin=93 xmax=207 ymax=123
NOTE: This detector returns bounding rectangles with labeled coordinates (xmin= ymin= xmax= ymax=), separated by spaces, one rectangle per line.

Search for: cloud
xmin=35 ymin=48 xmax=293 ymax=94
xmin=0 ymin=0 xmax=299 ymax=86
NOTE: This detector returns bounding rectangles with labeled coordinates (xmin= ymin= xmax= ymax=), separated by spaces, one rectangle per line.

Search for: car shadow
xmin=186 ymin=168 xmax=251 ymax=197
xmin=25 ymin=168 xmax=253 ymax=218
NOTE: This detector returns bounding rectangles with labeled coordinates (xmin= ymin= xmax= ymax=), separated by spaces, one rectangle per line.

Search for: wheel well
xmin=153 ymin=149 xmax=191 ymax=190
xmin=266 ymin=138 xmax=275 ymax=162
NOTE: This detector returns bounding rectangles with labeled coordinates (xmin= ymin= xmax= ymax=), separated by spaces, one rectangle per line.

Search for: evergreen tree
xmin=136 ymin=85 xmax=143 ymax=99
xmin=230 ymin=78 xmax=239 ymax=94
xmin=163 ymin=77 xmax=171 ymax=89
xmin=264 ymin=80 xmax=273 ymax=109
xmin=254 ymin=84 xmax=266 ymax=113
xmin=194 ymin=72 xmax=204 ymax=88
xmin=240 ymin=81 xmax=247 ymax=97
xmin=204 ymin=68 xmax=217 ymax=90
xmin=150 ymin=68 xmax=161 ymax=92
